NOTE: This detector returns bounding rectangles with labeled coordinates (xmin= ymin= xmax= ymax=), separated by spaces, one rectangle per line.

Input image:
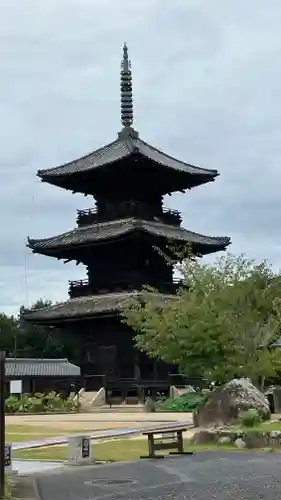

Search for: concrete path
xmin=13 ymin=460 xmax=62 ymax=475
xmin=34 ymin=452 xmax=281 ymax=500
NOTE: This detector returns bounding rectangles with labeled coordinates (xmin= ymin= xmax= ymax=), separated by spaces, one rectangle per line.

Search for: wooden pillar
xmin=0 ymin=350 xmax=6 ymax=499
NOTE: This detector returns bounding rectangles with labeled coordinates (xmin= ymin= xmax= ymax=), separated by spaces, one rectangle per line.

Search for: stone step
xmin=93 ymin=404 xmax=145 ymax=413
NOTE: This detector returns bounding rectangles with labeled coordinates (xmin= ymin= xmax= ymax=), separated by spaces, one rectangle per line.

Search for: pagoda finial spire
xmin=120 ymin=42 xmax=133 ymax=128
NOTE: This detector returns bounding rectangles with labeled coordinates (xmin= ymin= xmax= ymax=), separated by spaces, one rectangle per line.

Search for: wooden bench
xmin=140 ymin=427 xmax=194 ymax=459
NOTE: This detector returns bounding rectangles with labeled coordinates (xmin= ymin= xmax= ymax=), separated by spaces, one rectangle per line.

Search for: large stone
xmin=234 ymin=438 xmax=246 ymax=449
xmin=190 ymin=430 xmax=217 ymax=445
xmin=144 ymin=396 xmax=156 ymax=413
xmin=193 ymin=378 xmax=270 ymax=427
xmin=218 ymin=436 xmax=232 ymax=445
xmin=242 ymin=430 xmax=268 ymax=449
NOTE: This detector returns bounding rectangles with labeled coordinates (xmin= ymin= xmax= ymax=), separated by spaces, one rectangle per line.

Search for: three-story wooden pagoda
xmin=24 ymin=44 xmax=231 ymax=401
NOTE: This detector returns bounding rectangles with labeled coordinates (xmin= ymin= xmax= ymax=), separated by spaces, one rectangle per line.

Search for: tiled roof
xmin=5 ymin=358 xmax=81 ymax=377
xmin=23 ymin=291 xmax=175 ymax=323
xmin=27 ymin=217 xmax=231 ymax=254
xmin=37 ymin=132 xmax=218 ymax=180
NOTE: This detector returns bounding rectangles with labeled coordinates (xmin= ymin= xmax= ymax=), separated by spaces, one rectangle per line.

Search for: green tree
xmin=0 ymin=313 xmax=20 ymax=355
xmin=122 ymin=253 xmax=281 ymax=385
xmin=18 ymin=300 xmax=79 ymax=360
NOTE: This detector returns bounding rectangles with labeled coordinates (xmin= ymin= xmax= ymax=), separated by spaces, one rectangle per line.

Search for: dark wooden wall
xmin=67 ymin=315 xmax=173 ymax=384
xmin=85 ymin=237 xmax=173 ymax=290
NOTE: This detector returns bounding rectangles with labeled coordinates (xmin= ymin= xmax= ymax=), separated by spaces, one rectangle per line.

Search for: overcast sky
xmin=1 ymin=0 xmax=281 ymax=315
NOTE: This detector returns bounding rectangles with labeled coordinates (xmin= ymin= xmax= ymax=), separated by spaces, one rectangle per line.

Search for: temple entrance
xmin=98 ymin=345 xmax=118 ymax=380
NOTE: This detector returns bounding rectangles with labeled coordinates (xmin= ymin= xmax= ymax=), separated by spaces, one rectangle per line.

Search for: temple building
xmin=24 ymin=44 xmax=231 ymax=402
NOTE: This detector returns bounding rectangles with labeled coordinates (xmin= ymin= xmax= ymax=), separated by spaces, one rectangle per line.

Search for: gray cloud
xmin=1 ymin=0 xmax=281 ymax=314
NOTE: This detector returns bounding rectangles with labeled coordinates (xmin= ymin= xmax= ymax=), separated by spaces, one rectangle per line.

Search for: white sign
xmin=67 ymin=436 xmax=93 ymax=465
xmin=10 ymin=380 xmax=22 ymax=394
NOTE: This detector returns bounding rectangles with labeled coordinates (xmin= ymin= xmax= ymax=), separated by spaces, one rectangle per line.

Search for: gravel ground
xmin=35 ymin=451 xmax=281 ymax=499
xmin=6 ymin=412 xmax=193 ymax=431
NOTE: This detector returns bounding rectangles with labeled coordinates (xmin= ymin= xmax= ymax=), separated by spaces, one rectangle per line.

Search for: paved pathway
xmin=33 ymin=452 xmax=281 ymax=499
xmin=13 ymin=460 xmax=62 ymax=474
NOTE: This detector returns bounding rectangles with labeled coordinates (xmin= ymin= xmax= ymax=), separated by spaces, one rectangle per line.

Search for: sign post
xmin=67 ymin=435 xmax=92 ymax=465
xmin=0 ymin=350 xmax=5 ymax=499
xmin=4 ymin=444 xmax=11 ymax=473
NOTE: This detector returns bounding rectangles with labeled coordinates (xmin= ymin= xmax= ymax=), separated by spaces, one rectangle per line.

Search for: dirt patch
xmin=6 ymin=412 xmax=193 ymax=432
xmin=7 ymin=421 xmax=150 ymax=432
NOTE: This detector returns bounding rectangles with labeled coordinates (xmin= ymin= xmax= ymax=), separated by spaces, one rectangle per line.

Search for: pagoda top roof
xmin=23 ymin=291 xmax=175 ymax=324
xmin=37 ymin=128 xmax=217 ymax=185
xmin=27 ymin=217 xmax=231 ymax=257
xmin=37 ymin=44 xmax=219 ymax=195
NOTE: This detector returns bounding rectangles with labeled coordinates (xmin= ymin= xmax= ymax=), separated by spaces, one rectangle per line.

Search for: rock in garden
xmin=218 ymin=436 xmax=232 ymax=445
xmin=144 ymin=396 xmax=156 ymax=413
xmin=242 ymin=430 xmax=268 ymax=449
xmin=193 ymin=378 xmax=270 ymax=427
xmin=270 ymin=430 xmax=281 ymax=438
xmin=234 ymin=438 xmax=246 ymax=449
xmin=190 ymin=430 xmax=217 ymax=445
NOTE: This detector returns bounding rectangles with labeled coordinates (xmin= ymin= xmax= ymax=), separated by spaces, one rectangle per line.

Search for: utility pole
xmin=0 ymin=350 xmax=5 ymax=499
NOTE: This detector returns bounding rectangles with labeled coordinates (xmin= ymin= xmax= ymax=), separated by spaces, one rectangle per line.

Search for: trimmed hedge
xmin=5 ymin=392 xmax=79 ymax=414
xmin=157 ymin=391 xmax=205 ymax=412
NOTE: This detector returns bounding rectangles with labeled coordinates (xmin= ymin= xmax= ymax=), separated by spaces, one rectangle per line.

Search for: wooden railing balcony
xmin=104 ymin=377 xmax=171 ymax=390
xmin=76 ymin=203 xmax=182 ymax=227
xmin=68 ymin=277 xmax=185 ymax=298
xmin=159 ymin=207 xmax=182 ymax=226
xmin=68 ymin=279 xmax=90 ymax=298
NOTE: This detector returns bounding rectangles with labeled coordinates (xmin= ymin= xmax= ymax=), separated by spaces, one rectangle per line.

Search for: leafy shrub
xmin=238 ymin=408 xmax=262 ymax=428
xmin=5 ymin=396 xmax=19 ymax=414
xmin=156 ymin=391 xmax=205 ymax=412
xmin=5 ymin=392 xmax=79 ymax=414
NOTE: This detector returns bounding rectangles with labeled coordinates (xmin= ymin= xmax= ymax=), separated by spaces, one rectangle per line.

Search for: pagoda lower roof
xmin=23 ymin=291 xmax=175 ymax=324
xmin=37 ymin=128 xmax=218 ymax=194
xmin=27 ymin=217 xmax=231 ymax=256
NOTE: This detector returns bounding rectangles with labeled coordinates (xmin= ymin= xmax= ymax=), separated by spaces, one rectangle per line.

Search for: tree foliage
xmin=0 ymin=299 xmax=80 ymax=361
xmin=18 ymin=300 xmax=71 ymax=358
xmin=122 ymin=253 xmax=281 ymax=384
xmin=0 ymin=313 xmax=20 ymax=355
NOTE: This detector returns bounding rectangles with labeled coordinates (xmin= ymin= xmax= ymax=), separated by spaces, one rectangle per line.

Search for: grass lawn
xmin=5 ymin=424 xmax=84 ymax=443
xmin=13 ymin=437 xmax=237 ymax=462
xmin=233 ymin=421 xmax=281 ymax=432
xmin=8 ymin=418 xmax=281 ymax=463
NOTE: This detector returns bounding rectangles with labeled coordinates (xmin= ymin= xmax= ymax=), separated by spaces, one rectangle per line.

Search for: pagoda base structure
xmin=23 ymin=44 xmax=231 ymax=403
xmin=24 ymin=291 xmax=183 ymax=403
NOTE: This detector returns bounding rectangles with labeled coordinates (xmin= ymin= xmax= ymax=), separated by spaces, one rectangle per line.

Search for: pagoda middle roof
xmin=38 ymin=133 xmax=217 ymax=179
xmin=27 ymin=217 xmax=231 ymax=256
xmin=37 ymin=129 xmax=218 ymax=193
